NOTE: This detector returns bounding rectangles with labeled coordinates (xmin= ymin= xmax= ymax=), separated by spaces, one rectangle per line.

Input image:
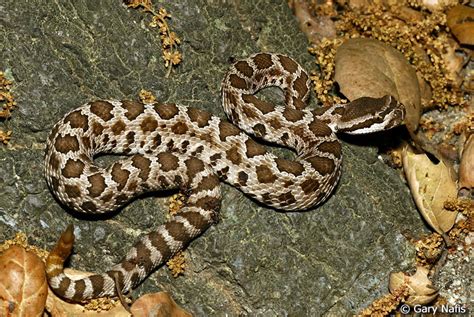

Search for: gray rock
xmin=0 ymin=0 xmax=427 ymax=315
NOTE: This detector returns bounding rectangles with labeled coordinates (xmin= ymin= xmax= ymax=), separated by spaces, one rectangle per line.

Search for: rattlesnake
xmin=45 ymin=53 xmax=405 ymax=301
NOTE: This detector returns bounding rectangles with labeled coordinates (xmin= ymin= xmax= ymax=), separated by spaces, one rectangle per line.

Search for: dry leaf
xmin=334 ymin=38 xmax=422 ymax=133
xmin=345 ymin=0 xmax=373 ymax=10
xmin=447 ymin=5 xmax=474 ymax=46
xmin=131 ymin=292 xmax=192 ymax=317
xmin=0 ymin=245 xmax=48 ymax=317
xmin=421 ymin=0 xmax=459 ymax=11
xmin=45 ymin=269 xmax=131 ymax=317
xmin=397 ymin=6 xmax=424 ymax=23
xmin=389 ymin=266 xmax=438 ymax=305
xmin=416 ymin=72 xmax=432 ymax=108
xmin=293 ymin=0 xmax=336 ymax=44
xmin=402 ymin=146 xmax=458 ymax=234
xmin=459 ymin=134 xmax=474 ymax=198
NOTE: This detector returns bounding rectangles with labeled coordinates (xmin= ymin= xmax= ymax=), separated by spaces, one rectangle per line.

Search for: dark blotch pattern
xmin=245 ymin=139 xmax=266 ymax=158
xmin=65 ymin=110 xmax=89 ymax=132
xmin=121 ymin=100 xmax=145 ymax=120
xmin=111 ymin=120 xmax=126 ymax=135
xmin=218 ymin=121 xmax=241 ymax=141
xmin=253 ymin=53 xmax=273 ymax=69
xmin=132 ymin=155 xmax=151 ymax=181
xmin=90 ymin=101 xmax=114 ymax=121
xmin=140 ymin=116 xmax=158 ymax=133
xmin=317 ymin=140 xmax=342 ymax=158
xmin=234 ymin=60 xmax=254 ymax=77
xmin=187 ymin=107 xmax=211 ymax=127
xmin=229 ymin=74 xmax=248 ymax=90
xmin=154 ymin=103 xmax=178 ymax=120
xmin=307 ymin=156 xmax=335 ymax=176
xmin=242 ymin=94 xmax=274 ymax=114
xmin=256 ymin=165 xmax=276 ymax=183
xmin=275 ymin=159 xmax=304 ymax=176
xmin=62 ymin=159 xmax=85 ymax=178
xmin=157 ymin=152 xmax=179 ymax=172
xmin=111 ymin=163 xmax=130 ymax=191
xmin=55 ymin=134 xmax=80 ymax=154
xmin=278 ymin=55 xmax=298 ymax=73
xmin=87 ymin=173 xmax=106 ymax=198
xmin=237 ymin=171 xmax=248 ymax=186
xmin=171 ymin=122 xmax=188 ymax=134
xmin=165 ymin=221 xmax=190 ymax=243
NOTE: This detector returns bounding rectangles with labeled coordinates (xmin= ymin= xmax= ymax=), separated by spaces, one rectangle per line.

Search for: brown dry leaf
xmin=401 ymin=146 xmax=458 ymax=234
xmin=459 ymin=133 xmax=474 ymax=198
xmin=293 ymin=0 xmax=336 ymax=44
xmin=0 ymin=245 xmax=48 ymax=317
xmin=131 ymin=292 xmax=192 ymax=317
xmin=397 ymin=6 xmax=424 ymax=23
xmin=416 ymin=72 xmax=432 ymax=108
xmin=45 ymin=269 xmax=130 ymax=317
xmin=345 ymin=0 xmax=372 ymax=10
xmin=447 ymin=5 xmax=474 ymax=46
xmin=389 ymin=266 xmax=438 ymax=305
xmin=334 ymin=38 xmax=422 ymax=132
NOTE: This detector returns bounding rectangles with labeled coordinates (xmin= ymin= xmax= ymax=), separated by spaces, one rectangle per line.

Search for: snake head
xmin=336 ymin=95 xmax=406 ymax=134
xmin=378 ymin=95 xmax=406 ymax=130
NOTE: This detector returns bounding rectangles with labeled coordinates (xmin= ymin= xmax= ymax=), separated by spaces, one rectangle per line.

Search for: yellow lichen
xmin=308 ymin=38 xmax=346 ymax=106
xmin=0 ymin=232 xmax=49 ymax=261
xmin=358 ymin=284 xmax=410 ymax=316
xmin=168 ymin=193 xmax=186 ymax=218
xmin=414 ymin=233 xmax=444 ymax=266
xmin=83 ymin=297 xmax=125 ymax=312
xmin=387 ymin=148 xmax=403 ymax=168
xmin=444 ymin=199 xmax=473 ymax=243
xmin=419 ymin=117 xmax=443 ymax=140
xmin=124 ymin=0 xmax=182 ymax=77
xmin=0 ymin=129 xmax=12 ymax=144
xmin=139 ymin=88 xmax=157 ymax=104
xmin=0 ymin=70 xmax=16 ymax=144
xmin=444 ymin=198 xmax=473 ymax=217
xmin=166 ymin=250 xmax=186 ymax=277
xmin=451 ymin=112 xmax=474 ymax=136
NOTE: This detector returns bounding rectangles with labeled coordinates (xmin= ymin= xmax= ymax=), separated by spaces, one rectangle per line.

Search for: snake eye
xmin=386 ymin=100 xmax=406 ymax=129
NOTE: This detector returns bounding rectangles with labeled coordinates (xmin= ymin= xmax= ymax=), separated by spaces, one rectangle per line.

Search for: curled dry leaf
xmin=293 ymin=0 xmax=336 ymax=44
xmin=45 ymin=268 xmax=130 ymax=317
xmin=402 ymin=146 xmax=458 ymax=235
xmin=459 ymin=134 xmax=474 ymax=198
xmin=334 ymin=38 xmax=422 ymax=133
xmin=447 ymin=5 xmax=474 ymax=46
xmin=389 ymin=266 xmax=438 ymax=306
xmin=131 ymin=292 xmax=192 ymax=317
xmin=0 ymin=245 xmax=48 ymax=317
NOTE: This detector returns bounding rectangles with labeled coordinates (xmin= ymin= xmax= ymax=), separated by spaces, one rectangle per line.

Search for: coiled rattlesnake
xmin=45 ymin=53 xmax=405 ymax=301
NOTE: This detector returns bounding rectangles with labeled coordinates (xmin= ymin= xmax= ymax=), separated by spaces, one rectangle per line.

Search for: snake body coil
xmin=45 ymin=53 xmax=404 ymax=301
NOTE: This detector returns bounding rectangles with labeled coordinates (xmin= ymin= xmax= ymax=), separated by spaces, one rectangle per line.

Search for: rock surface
xmin=0 ymin=0 xmax=427 ymax=315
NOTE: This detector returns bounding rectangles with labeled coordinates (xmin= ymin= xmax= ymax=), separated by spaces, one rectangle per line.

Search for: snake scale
xmin=45 ymin=53 xmax=405 ymax=301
